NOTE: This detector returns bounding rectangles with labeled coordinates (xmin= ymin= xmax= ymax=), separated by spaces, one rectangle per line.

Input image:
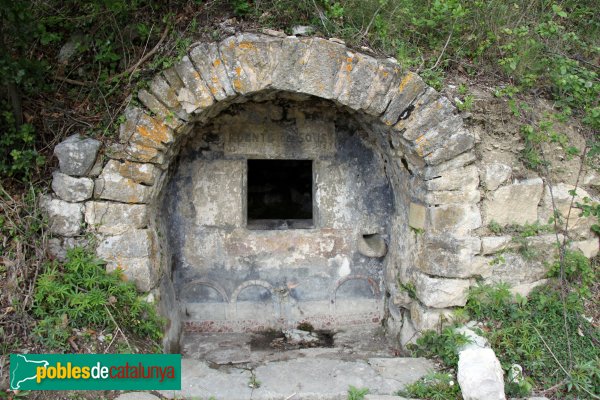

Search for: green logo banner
xmin=10 ymin=354 xmax=181 ymax=390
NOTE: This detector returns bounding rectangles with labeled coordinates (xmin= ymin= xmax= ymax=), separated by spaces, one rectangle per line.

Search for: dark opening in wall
xmin=247 ymin=159 xmax=313 ymax=229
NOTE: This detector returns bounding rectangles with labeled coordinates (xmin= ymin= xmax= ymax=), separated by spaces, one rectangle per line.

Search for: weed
xmin=464 ymin=283 xmax=600 ymax=398
xmin=347 ymin=385 xmax=368 ymax=400
xmin=248 ymin=372 xmax=261 ymax=389
xmin=398 ymin=372 xmax=460 ymax=400
xmin=488 ymin=220 xmax=503 ymax=234
xmin=399 ymin=282 xmax=417 ymax=300
xmin=32 ymin=247 xmax=163 ymax=350
xmin=455 ymin=94 xmax=474 ymax=112
xmin=548 ymin=249 xmax=594 ymax=297
xmin=408 ymin=327 xmax=470 ymax=367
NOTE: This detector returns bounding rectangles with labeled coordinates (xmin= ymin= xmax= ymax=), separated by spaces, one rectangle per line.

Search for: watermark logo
xmin=10 ymin=354 xmax=181 ymax=390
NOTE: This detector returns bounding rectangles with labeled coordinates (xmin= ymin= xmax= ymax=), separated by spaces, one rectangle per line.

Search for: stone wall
xmin=44 ymin=33 xmax=599 ymax=350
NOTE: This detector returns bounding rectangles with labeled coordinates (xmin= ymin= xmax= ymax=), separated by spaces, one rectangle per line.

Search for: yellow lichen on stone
xmin=213 ymin=59 xmax=221 ymax=67
xmin=398 ymin=73 xmax=413 ymax=92
xmin=136 ymin=117 xmax=171 ymax=145
xmin=238 ymin=41 xmax=256 ymax=50
xmin=233 ymin=79 xmax=242 ymax=90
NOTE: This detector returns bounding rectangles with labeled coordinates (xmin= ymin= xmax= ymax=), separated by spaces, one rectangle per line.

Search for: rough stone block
xmin=571 ymin=238 xmax=599 ymax=258
xmin=418 ymin=235 xmax=490 ymax=279
xmin=485 ymin=253 xmax=551 ymax=287
xmin=97 ymin=229 xmax=158 ymax=291
xmin=414 ymin=272 xmax=471 ymax=308
xmin=424 ymin=130 xmax=475 ymax=166
xmin=425 ymin=165 xmax=479 ymax=191
xmin=422 ymin=152 xmax=476 ymax=180
xmin=410 ymin=302 xmax=455 ymax=332
xmin=51 ymin=171 xmax=94 ymax=202
xmin=425 ymin=189 xmax=480 ymax=205
xmin=408 ymin=203 xmax=426 ymax=230
xmin=481 ymin=236 xmax=512 ymax=255
xmin=481 ymin=162 xmax=512 ymax=191
xmin=94 ymin=160 xmax=152 ymax=203
xmin=40 ymin=195 xmax=83 ymax=237
xmin=107 ymin=142 xmax=166 ymax=165
xmin=85 ymin=201 xmax=148 ymax=235
xmin=483 ymin=178 xmax=543 ymax=225
xmin=400 ymin=315 xmax=418 ymax=347
xmin=428 ymin=204 xmax=482 ymax=235
xmin=115 ymin=160 xmax=159 ymax=185
xmin=54 ymin=134 xmax=101 ymax=176
xmin=217 ymin=34 xmax=279 ymax=95
xmin=540 ymin=183 xmax=596 ymax=232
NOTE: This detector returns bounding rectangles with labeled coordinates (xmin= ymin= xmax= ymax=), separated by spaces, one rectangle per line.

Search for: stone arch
xmin=181 ymin=279 xmax=229 ymax=303
xmin=230 ymin=279 xmax=275 ymax=304
xmin=48 ymin=33 xmax=483 ymax=346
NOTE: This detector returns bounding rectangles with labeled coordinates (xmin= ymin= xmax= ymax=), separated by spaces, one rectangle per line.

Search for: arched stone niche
xmin=46 ymin=33 xmax=484 ymax=350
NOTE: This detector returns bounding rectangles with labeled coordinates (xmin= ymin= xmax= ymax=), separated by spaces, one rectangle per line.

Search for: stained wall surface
xmin=161 ymin=97 xmax=394 ymax=331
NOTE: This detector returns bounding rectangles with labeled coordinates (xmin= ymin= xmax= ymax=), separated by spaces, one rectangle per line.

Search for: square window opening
xmin=247 ymin=159 xmax=313 ymax=230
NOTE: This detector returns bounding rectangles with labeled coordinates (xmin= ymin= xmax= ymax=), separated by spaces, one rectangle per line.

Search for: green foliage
xmin=398 ymin=372 xmax=460 ymax=400
xmin=465 ymin=283 xmax=600 ymax=398
xmin=399 ymin=281 xmax=417 ymax=299
xmin=577 ymin=196 xmax=600 ymax=236
xmin=488 ymin=220 xmax=502 ymax=234
xmin=408 ymin=327 xmax=470 ymax=367
xmin=347 ymin=385 xmax=368 ymax=400
xmin=0 ymin=108 xmax=44 ymax=180
xmin=33 ymin=247 xmax=163 ymax=350
xmin=548 ymin=249 xmax=594 ymax=297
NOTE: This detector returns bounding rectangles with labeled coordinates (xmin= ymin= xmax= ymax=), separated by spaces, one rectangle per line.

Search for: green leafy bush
xmin=465 ymin=283 xmax=600 ymax=398
xmin=33 ymin=247 xmax=163 ymax=350
xmin=0 ymin=108 xmax=44 ymax=180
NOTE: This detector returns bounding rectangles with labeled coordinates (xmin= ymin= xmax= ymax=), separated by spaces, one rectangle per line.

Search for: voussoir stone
xmin=40 ymin=195 xmax=83 ymax=237
xmin=51 ymin=171 xmax=94 ymax=202
xmin=483 ymin=178 xmax=543 ymax=225
xmin=54 ymin=134 xmax=101 ymax=176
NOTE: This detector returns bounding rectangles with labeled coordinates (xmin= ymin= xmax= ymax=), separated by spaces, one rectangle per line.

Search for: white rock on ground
xmin=456 ymin=327 xmax=505 ymax=400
